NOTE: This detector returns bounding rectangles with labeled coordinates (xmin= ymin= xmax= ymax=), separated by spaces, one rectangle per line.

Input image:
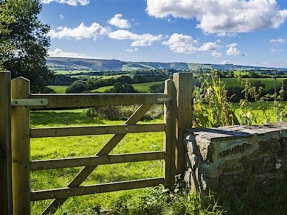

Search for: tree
xmin=0 ymin=0 xmax=53 ymax=92
xmin=251 ymin=81 xmax=265 ymax=90
xmin=105 ymin=82 xmax=138 ymax=93
xmin=66 ymin=80 xmax=88 ymax=93
xmin=149 ymin=83 xmax=164 ymax=93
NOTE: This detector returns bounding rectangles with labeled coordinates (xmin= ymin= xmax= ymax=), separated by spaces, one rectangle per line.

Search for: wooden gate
xmin=0 ymin=71 xmax=193 ymax=215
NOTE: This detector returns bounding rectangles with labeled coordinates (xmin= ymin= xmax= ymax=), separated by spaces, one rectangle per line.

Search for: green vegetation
xmin=25 ymin=68 xmax=287 ymax=214
xmin=0 ymin=0 xmax=53 ymax=92
xmin=30 ymin=109 xmax=164 ymax=214
xmin=132 ymin=81 xmax=164 ymax=92
xmin=30 ymin=103 xmax=287 ymax=214
xmin=93 ymin=81 xmax=164 ymax=93
xmin=223 ymin=77 xmax=285 ymax=90
xmin=48 ymin=85 xmax=67 ymax=94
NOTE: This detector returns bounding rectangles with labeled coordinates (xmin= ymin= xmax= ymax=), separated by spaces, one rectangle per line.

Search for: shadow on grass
xmin=30 ymin=110 xmax=104 ymax=126
xmin=214 ymin=182 xmax=287 ymax=215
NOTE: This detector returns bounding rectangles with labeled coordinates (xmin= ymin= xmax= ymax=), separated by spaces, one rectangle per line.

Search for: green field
xmin=48 ymin=85 xmax=68 ymax=94
xmin=93 ymin=81 xmax=164 ymax=93
xmin=223 ymin=78 xmax=286 ymax=90
xmin=54 ymin=70 xmax=92 ymax=75
xmin=30 ymin=110 xmax=164 ymax=214
xmin=29 ymin=103 xmax=287 ymax=214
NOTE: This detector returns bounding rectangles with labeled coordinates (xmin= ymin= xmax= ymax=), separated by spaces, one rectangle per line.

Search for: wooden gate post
xmin=11 ymin=77 xmax=31 ymax=215
xmin=0 ymin=71 xmax=13 ymax=215
xmin=173 ymin=73 xmax=193 ymax=176
xmin=164 ymin=79 xmax=175 ymax=187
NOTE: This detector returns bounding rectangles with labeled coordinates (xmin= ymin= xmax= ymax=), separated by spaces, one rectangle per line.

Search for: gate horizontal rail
xmin=30 ymin=123 xmax=166 ymax=138
xmin=30 ymin=151 xmax=165 ymax=170
xmin=28 ymin=93 xmax=170 ymax=108
xmin=31 ymin=177 xmax=165 ymax=201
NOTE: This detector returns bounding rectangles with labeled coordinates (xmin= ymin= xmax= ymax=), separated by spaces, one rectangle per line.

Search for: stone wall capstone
xmin=184 ymin=123 xmax=287 ymax=195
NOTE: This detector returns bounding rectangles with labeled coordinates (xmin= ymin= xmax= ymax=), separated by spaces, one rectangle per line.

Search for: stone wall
xmin=184 ymin=123 xmax=287 ymax=195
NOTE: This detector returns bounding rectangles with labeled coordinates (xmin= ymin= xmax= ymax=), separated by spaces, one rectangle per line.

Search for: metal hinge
xmin=11 ymin=99 xmax=49 ymax=107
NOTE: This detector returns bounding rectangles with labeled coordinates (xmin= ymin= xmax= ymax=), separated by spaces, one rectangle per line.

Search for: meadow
xmin=30 ymin=109 xmax=165 ymax=214
xmin=30 ymin=102 xmax=287 ymax=214
xmin=48 ymin=85 xmax=67 ymax=94
xmin=223 ymin=77 xmax=284 ymax=90
xmin=39 ymin=73 xmax=287 ymax=214
xmin=48 ymin=76 xmax=285 ymax=95
xmin=92 ymin=81 xmax=164 ymax=93
xmin=49 ymin=81 xmax=164 ymax=94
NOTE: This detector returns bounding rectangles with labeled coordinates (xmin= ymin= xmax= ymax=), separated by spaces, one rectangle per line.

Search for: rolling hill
xmin=46 ymin=57 xmax=287 ymax=72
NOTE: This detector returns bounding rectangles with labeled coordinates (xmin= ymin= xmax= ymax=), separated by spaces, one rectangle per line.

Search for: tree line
xmin=64 ymin=71 xmax=169 ymax=93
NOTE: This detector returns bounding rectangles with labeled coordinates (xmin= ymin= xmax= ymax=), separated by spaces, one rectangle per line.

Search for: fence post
xmin=164 ymin=79 xmax=175 ymax=187
xmin=11 ymin=77 xmax=31 ymax=215
xmin=173 ymin=73 xmax=193 ymax=176
xmin=0 ymin=71 xmax=13 ymax=215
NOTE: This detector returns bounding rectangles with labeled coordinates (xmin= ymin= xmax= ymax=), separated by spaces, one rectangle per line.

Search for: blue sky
xmin=40 ymin=0 xmax=287 ymax=68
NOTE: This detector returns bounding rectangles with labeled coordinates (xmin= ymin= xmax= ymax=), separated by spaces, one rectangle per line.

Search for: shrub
xmin=66 ymin=80 xmax=88 ymax=93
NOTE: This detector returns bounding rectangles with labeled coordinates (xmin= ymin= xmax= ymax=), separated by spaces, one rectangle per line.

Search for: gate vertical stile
xmin=0 ymin=71 xmax=13 ymax=215
xmin=11 ymin=77 xmax=31 ymax=215
xmin=173 ymin=73 xmax=193 ymax=176
xmin=164 ymin=79 xmax=175 ymax=187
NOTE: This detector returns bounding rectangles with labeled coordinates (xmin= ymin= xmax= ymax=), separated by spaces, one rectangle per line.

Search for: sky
xmin=40 ymin=0 xmax=287 ymax=68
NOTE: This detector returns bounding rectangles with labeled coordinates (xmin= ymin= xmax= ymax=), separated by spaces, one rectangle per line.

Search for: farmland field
xmin=30 ymin=109 xmax=164 ymax=214
xmin=223 ymin=77 xmax=286 ymax=90
xmin=48 ymin=85 xmax=68 ymax=94
xmin=54 ymin=70 xmax=92 ymax=75
xmin=28 ymin=99 xmax=287 ymax=214
xmin=92 ymin=81 xmax=164 ymax=93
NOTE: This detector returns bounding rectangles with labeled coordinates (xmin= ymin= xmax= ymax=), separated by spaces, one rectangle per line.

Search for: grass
xmin=48 ymin=85 xmax=68 ymax=94
xmin=132 ymin=81 xmax=163 ymax=92
xmin=92 ymin=85 xmax=113 ymax=92
xmin=29 ymin=102 xmax=287 ymax=214
xmin=30 ymin=109 xmax=164 ymax=214
xmin=223 ymin=77 xmax=286 ymax=90
xmin=54 ymin=70 xmax=93 ymax=75
xmin=93 ymin=81 xmax=164 ymax=93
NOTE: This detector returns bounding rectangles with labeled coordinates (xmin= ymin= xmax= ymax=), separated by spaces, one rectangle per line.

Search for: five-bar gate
xmin=0 ymin=71 xmax=193 ymax=215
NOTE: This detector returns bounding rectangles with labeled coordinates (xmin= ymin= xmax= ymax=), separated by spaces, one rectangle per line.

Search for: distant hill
xmin=46 ymin=57 xmax=287 ymax=72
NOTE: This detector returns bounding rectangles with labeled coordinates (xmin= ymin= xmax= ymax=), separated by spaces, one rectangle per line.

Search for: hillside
xmin=46 ymin=57 xmax=287 ymax=72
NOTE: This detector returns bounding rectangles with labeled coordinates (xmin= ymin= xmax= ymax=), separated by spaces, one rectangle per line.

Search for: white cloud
xmin=270 ymin=38 xmax=286 ymax=44
xmin=211 ymin=51 xmax=222 ymax=58
xmin=198 ymin=42 xmax=220 ymax=51
xmin=48 ymin=48 xmax=99 ymax=58
xmin=108 ymin=14 xmax=131 ymax=28
xmin=162 ymin=33 xmax=198 ymax=54
xmin=226 ymin=43 xmax=245 ymax=56
xmin=146 ymin=0 xmax=287 ymax=34
xmin=198 ymin=42 xmax=222 ymax=57
xmin=163 ymin=34 xmax=223 ymax=57
xmin=109 ymin=30 xmax=162 ymax=46
xmin=48 ymin=22 xmax=109 ymax=40
xmin=41 ymin=0 xmax=89 ymax=6
xmin=59 ymin=15 xmax=64 ymax=20
xmin=126 ymin=48 xmax=139 ymax=52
